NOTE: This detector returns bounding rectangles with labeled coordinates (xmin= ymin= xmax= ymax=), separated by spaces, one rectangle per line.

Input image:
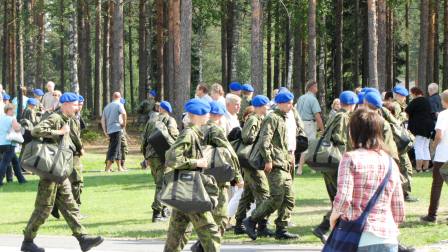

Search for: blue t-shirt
xmin=0 ymin=115 xmax=14 ymax=145
xmin=102 ymin=101 xmax=126 ymax=134
xmin=296 ymin=92 xmax=322 ymax=121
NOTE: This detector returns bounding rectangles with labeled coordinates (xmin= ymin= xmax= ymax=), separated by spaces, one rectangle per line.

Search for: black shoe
xmin=312 ymin=227 xmax=328 ymax=244
xmin=152 ymin=211 xmax=166 ymax=223
xmin=76 ymin=235 xmax=104 ymax=252
xmin=398 ymin=244 xmax=416 ymax=252
xmin=257 ymin=220 xmax=275 ymax=237
xmin=275 ymin=228 xmax=299 ymax=240
xmin=162 ymin=207 xmax=170 ymax=218
xmin=420 ymin=215 xmax=437 ymax=223
xmin=234 ymin=221 xmax=246 ymax=235
xmin=404 ymin=195 xmax=419 ymax=203
xmin=21 ymin=240 xmax=45 ymax=252
xmin=190 ymin=240 xmax=204 ymax=252
xmin=51 ymin=207 xmax=60 ymax=219
xmin=242 ymin=217 xmax=257 ymax=240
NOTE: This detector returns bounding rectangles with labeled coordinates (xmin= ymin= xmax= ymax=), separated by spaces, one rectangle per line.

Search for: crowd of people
xmin=0 ymin=79 xmax=447 ymax=252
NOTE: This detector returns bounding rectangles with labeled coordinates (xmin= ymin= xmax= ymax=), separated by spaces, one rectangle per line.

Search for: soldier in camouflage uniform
xmin=21 ymin=93 xmax=103 ymax=252
xmin=234 ymin=95 xmax=273 ymax=237
xmin=238 ymin=84 xmax=254 ymax=123
xmin=141 ymin=101 xmax=179 ymax=222
xmin=312 ymin=91 xmax=358 ymax=243
xmin=164 ymin=98 xmax=220 ymax=252
xmin=136 ymin=90 xmax=157 ymax=126
xmin=391 ymin=85 xmax=418 ymax=202
xmin=243 ymin=91 xmax=299 ymax=240
xmin=119 ymin=98 xmax=129 ymax=170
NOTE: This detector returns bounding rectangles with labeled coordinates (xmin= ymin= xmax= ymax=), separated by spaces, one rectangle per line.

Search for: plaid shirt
xmin=333 ymin=149 xmax=405 ymax=238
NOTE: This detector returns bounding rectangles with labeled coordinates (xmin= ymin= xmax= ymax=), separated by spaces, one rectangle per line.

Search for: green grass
xmin=1 ymin=148 xmax=447 ymax=247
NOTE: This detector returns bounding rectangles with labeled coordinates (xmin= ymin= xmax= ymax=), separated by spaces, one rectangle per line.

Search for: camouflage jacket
xmin=202 ymin=120 xmax=242 ymax=183
xmin=69 ymin=116 xmax=83 ymax=155
xmin=137 ymin=98 xmax=155 ymax=115
xmin=259 ymin=109 xmax=290 ymax=170
xmin=392 ymin=100 xmax=408 ymax=123
xmin=328 ymin=108 xmax=351 ymax=147
xmin=21 ymin=107 xmax=39 ymax=126
xmin=142 ymin=113 xmax=179 ymax=159
xmin=165 ymin=125 xmax=204 ymax=172
xmin=238 ymin=96 xmax=252 ymax=122
xmin=242 ymin=113 xmax=263 ymax=145
xmin=31 ymin=111 xmax=77 ymax=153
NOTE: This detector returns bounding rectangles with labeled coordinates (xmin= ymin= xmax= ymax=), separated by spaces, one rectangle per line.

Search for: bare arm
xmin=122 ymin=113 xmax=127 ymax=129
xmin=315 ymin=112 xmax=324 ymax=132
xmin=101 ymin=116 xmax=107 ymax=136
xmin=12 ymin=118 xmax=21 ymax=131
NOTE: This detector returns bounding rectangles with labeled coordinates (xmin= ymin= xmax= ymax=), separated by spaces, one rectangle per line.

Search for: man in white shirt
xmin=42 ymin=81 xmax=56 ymax=111
xmin=224 ymin=93 xmax=241 ymax=135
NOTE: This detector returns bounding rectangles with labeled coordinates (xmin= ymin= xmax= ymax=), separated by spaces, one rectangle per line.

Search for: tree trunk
xmin=250 ymin=0 xmax=263 ymax=94
xmin=128 ymin=7 xmax=135 ymax=112
xmin=353 ymin=0 xmax=360 ymax=87
xmin=406 ymin=0 xmax=410 ymax=90
xmin=334 ymin=0 xmax=343 ymax=95
xmin=68 ymin=1 xmax=79 ymax=92
xmin=377 ymin=0 xmax=386 ymax=90
xmin=35 ymin=0 xmax=44 ymax=88
xmin=221 ymin=0 xmax=228 ymax=90
xmin=362 ymin=0 xmax=369 ymax=87
xmin=155 ymin=0 xmax=165 ymax=98
xmin=24 ymin=0 xmax=36 ymax=87
xmin=428 ymin=0 xmax=436 ymax=85
xmin=228 ymin=0 xmax=240 ymax=82
xmin=102 ymin=0 xmax=111 ymax=105
xmin=367 ymin=0 xmax=379 ymax=88
xmin=94 ymin=0 xmax=102 ymax=118
xmin=444 ymin=0 xmax=448 ymax=89
xmin=78 ymin=0 xmax=92 ymax=109
xmin=273 ymin=2 xmax=280 ymax=88
xmin=6 ymin=0 xmax=17 ymax=94
xmin=419 ymin=0 xmax=429 ymax=88
xmin=266 ymin=0 xmax=272 ymax=98
xmin=285 ymin=15 xmax=292 ymax=89
xmin=138 ymin=0 xmax=148 ymax=102
xmin=293 ymin=17 xmax=304 ymax=97
xmin=16 ymin=0 xmax=24 ymax=89
xmin=307 ymin=0 xmax=317 ymax=82
xmin=110 ymin=0 xmax=124 ymax=94
xmin=432 ymin=0 xmax=440 ymax=83
xmin=59 ymin=0 xmax=65 ymax=92
xmin=2 ymin=1 xmax=8 ymax=88
xmin=385 ymin=6 xmax=393 ymax=90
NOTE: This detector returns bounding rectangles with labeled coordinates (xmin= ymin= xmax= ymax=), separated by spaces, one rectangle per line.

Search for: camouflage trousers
xmin=250 ymin=168 xmax=294 ymax=229
xmin=164 ymin=209 xmax=221 ymax=252
xmin=318 ymin=170 xmax=338 ymax=232
xmin=213 ymin=184 xmax=229 ymax=236
xmin=234 ymin=167 xmax=270 ymax=223
xmin=121 ymin=132 xmax=129 ymax=161
xmin=23 ymin=178 xmax=86 ymax=241
xmin=399 ymin=152 xmax=413 ymax=196
xmin=69 ymin=156 xmax=83 ymax=205
xmin=148 ymin=157 xmax=165 ymax=212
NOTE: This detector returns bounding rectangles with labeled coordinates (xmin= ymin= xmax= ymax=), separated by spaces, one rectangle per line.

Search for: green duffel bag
xmin=248 ymin=138 xmax=265 ymax=170
xmin=21 ymin=135 xmax=73 ymax=183
xmin=147 ymin=121 xmax=176 ymax=162
xmin=158 ymin=169 xmax=219 ymax=213
xmin=202 ymin=145 xmax=235 ymax=183
xmin=391 ymin=124 xmax=415 ymax=154
xmin=231 ymin=139 xmax=253 ymax=168
xmin=305 ymin=119 xmax=342 ymax=172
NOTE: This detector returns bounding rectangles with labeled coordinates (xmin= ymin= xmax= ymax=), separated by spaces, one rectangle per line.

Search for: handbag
xmin=202 ymin=145 xmax=235 ymax=183
xmin=231 ymin=139 xmax=253 ymax=168
xmin=322 ymin=157 xmax=393 ymax=252
xmin=21 ymin=134 xmax=73 ymax=183
xmin=248 ymin=137 xmax=265 ymax=170
xmin=6 ymin=128 xmax=24 ymax=144
xmin=305 ymin=119 xmax=343 ymax=172
xmin=295 ymin=134 xmax=309 ymax=160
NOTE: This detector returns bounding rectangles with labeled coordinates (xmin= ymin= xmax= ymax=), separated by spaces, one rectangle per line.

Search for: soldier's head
xmin=225 ymin=94 xmax=241 ymax=115
xmin=339 ymin=91 xmax=358 ymax=112
xmin=252 ymin=95 xmax=270 ymax=116
xmin=78 ymin=95 xmax=84 ymax=112
xmin=60 ymin=92 xmax=79 ymax=117
xmin=275 ymin=91 xmax=294 ymax=113
xmin=393 ymin=85 xmax=408 ymax=103
xmin=46 ymin=81 xmax=55 ymax=92
xmin=27 ymin=98 xmax=38 ymax=110
xmin=159 ymin=101 xmax=172 ymax=114
xmin=33 ymin=88 xmax=44 ymax=101
xmin=184 ymin=98 xmax=211 ymax=126
xmin=229 ymin=82 xmax=242 ymax=96
xmin=195 ymin=83 xmax=209 ymax=98
xmin=209 ymin=101 xmax=225 ymax=125
xmin=441 ymin=89 xmax=448 ymax=109
xmin=241 ymin=84 xmax=254 ymax=98
xmin=364 ymin=92 xmax=383 ymax=111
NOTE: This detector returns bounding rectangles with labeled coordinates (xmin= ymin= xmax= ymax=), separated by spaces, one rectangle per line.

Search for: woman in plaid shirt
xmin=330 ymin=108 xmax=405 ymax=252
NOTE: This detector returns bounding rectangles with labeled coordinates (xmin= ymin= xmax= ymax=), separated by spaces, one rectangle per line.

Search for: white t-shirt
xmin=286 ymin=111 xmax=297 ymax=151
xmin=225 ymin=111 xmax=240 ymax=136
xmin=434 ymin=109 xmax=448 ymax=162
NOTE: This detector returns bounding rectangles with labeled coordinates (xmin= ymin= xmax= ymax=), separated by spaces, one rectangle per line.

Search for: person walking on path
xmin=102 ymin=92 xmax=127 ymax=172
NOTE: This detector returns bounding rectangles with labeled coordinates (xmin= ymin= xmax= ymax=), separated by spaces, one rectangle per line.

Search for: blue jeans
xmin=358 ymin=244 xmax=398 ymax=252
xmin=0 ymin=145 xmax=26 ymax=185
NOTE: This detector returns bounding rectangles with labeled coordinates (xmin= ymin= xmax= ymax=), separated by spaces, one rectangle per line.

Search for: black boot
xmin=234 ymin=220 xmax=246 ymax=235
xmin=51 ymin=206 xmax=60 ymax=219
xmin=76 ymin=235 xmax=104 ymax=252
xmin=398 ymin=244 xmax=416 ymax=252
xmin=190 ymin=240 xmax=204 ymax=252
xmin=21 ymin=240 xmax=45 ymax=252
xmin=275 ymin=227 xmax=299 ymax=240
xmin=257 ymin=220 xmax=275 ymax=237
xmin=152 ymin=210 xmax=166 ymax=223
xmin=312 ymin=217 xmax=330 ymax=244
xmin=242 ymin=217 xmax=257 ymax=240
xmin=162 ymin=207 xmax=171 ymax=218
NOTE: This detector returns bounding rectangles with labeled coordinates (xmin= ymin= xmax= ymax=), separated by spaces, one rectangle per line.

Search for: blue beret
xmin=393 ymin=85 xmax=409 ymax=96
xmin=209 ymin=101 xmax=226 ymax=115
xmin=120 ymin=98 xmax=126 ymax=105
xmin=278 ymin=87 xmax=289 ymax=94
xmin=339 ymin=91 xmax=359 ymax=105
xmin=160 ymin=101 xmax=173 ymax=113
xmin=357 ymin=92 xmax=365 ymax=105
xmin=149 ymin=90 xmax=157 ymax=97
xmin=184 ymin=98 xmax=211 ymax=115
xmin=229 ymin=82 xmax=242 ymax=91
xmin=241 ymin=84 xmax=254 ymax=92
xmin=2 ymin=93 xmax=10 ymax=100
xmin=364 ymin=92 xmax=383 ymax=109
xmin=27 ymin=98 xmax=38 ymax=106
xmin=363 ymin=87 xmax=380 ymax=95
xmin=78 ymin=95 xmax=84 ymax=103
xmin=59 ymin=92 xmax=79 ymax=104
xmin=251 ymin=95 xmax=270 ymax=107
xmin=33 ymin=89 xmax=44 ymax=96
xmin=275 ymin=91 xmax=294 ymax=104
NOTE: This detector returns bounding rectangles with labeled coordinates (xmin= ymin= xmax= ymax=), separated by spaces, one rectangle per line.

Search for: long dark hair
xmin=349 ymin=108 xmax=388 ymax=152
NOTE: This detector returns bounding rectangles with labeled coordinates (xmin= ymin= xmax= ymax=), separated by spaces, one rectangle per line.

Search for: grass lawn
xmin=1 ymin=146 xmax=447 ymax=247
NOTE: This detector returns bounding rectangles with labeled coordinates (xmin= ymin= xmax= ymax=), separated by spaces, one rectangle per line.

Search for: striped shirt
xmin=333 ymin=149 xmax=405 ymax=238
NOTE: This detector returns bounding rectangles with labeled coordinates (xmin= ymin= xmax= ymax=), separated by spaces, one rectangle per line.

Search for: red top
xmin=333 ymin=149 xmax=405 ymax=238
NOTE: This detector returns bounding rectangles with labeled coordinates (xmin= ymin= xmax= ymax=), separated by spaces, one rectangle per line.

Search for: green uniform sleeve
xmin=69 ymin=118 xmax=83 ymax=153
xmin=383 ymin=120 xmax=399 ymax=161
xmin=241 ymin=115 xmax=259 ymax=144
xmin=331 ymin=113 xmax=349 ymax=146
xmin=167 ymin=117 xmax=180 ymax=139
xmin=31 ymin=114 xmax=63 ymax=140
xmin=259 ymin=115 xmax=275 ymax=163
